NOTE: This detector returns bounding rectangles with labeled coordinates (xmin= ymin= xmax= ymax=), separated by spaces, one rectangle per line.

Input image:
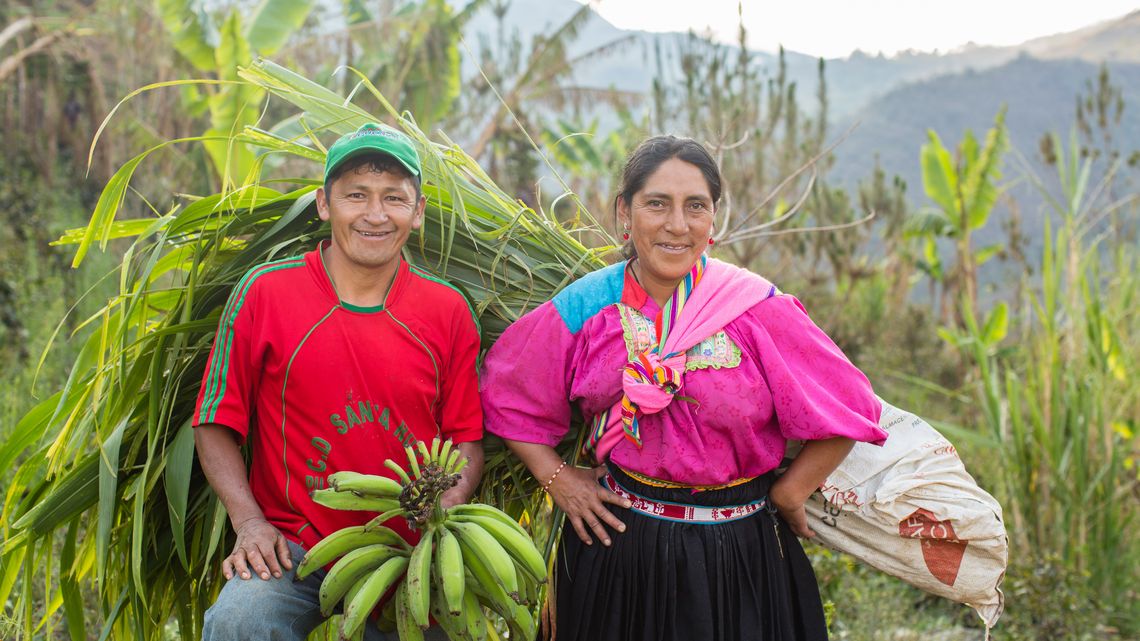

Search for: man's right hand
xmin=195 ymin=425 xmax=293 ymax=581
xmin=223 ymin=517 xmax=293 ymax=581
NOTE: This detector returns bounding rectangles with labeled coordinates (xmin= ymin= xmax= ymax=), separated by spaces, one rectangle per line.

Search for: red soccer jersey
xmin=193 ymin=243 xmax=482 ymax=549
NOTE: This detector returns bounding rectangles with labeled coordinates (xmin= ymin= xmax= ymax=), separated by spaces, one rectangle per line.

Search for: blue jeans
xmin=203 ymin=539 xmax=447 ymax=641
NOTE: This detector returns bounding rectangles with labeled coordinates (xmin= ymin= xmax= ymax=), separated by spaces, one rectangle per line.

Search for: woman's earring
xmin=708 ymin=237 xmax=715 ymax=245
xmin=622 ymin=227 xmax=630 ymax=241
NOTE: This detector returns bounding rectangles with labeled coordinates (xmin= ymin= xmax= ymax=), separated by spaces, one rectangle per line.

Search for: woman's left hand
xmin=769 ymin=483 xmax=815 ymax=539
xmin=769 ymin=436 xmax=856 ymax=539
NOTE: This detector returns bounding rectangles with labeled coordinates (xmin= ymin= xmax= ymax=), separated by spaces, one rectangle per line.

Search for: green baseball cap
xmin=323 ymin=123 xmax=421 ymax=184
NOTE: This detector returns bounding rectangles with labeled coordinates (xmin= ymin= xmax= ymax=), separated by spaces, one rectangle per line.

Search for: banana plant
xmin=539 ymin=115 xmax=647 ymax=218
xmin=341 ymin=0 xmax=490 ymax=129
xmin=916 ymin=107 xmax=1009 ymax=318
xmin=941 ymin=132 xmax=1140 ymax=624
xmin=465 ymin=3 xmax=638 ymax=160
xmin=156 ymin=0 xmax=317 ymax=186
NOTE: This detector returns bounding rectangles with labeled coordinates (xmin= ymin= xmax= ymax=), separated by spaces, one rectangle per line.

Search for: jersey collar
xmin=309 ymin=240 xmax=410 ymax=313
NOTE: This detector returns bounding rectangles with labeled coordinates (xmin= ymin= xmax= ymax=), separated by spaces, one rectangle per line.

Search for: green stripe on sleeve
xmin=198 ymin=264 xmax=267 ymax=421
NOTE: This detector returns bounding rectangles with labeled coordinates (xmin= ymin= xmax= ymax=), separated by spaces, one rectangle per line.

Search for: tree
xmin=856 ymin=157 xmax=913 ymax=304
xmin=156 ymin=0 xmax=318 ymax=186
xmin=328 ymin=0 xmax=491 ymax=129
xmin=461 ymin=2 xmax=637 ymax=201
xmin=915 ymin=108 xmax=1009 ymax=321
xmin=648 ymin=20 xmax=837 ymax=279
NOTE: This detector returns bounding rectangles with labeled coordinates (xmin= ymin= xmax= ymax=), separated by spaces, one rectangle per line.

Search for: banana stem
xmin=430 ymin=502 xmax=446 ymax=528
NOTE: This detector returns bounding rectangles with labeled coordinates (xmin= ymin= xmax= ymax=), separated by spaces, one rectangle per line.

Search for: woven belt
xmin=603 ymin=474 xmax=768 ymax=525
xmin=621 ymin=466 xmax=757 ymax=491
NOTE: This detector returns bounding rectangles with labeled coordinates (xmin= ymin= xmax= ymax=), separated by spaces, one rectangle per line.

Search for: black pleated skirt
xmin=552 ymin=466 xmax=828 ymax=641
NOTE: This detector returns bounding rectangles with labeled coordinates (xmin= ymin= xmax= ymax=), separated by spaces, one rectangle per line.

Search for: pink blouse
xmin=480 ymin=262 xmax=886 ymax=485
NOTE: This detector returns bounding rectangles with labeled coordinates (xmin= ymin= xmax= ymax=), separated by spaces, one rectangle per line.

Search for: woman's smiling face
xmin=618 ymin=157 xmax=715 ymax=302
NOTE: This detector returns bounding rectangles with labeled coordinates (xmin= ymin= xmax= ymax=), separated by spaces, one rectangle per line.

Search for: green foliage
xmin=921 ymin=131 xmax=958 ymax=215
xmin=539 ymin=113 xmax=649 ymax=221
xmin=4 ymin=6 xmax=1137 ymax=640
xmin=994 ymin=559 xmax=1111 ymax=641
xmin=918 ymin=108 xmax=1009 ymax=315
xmin=397 ymin=0 xmax=467 ymax=127
xmin=155 ymin=0 xmax=217 ymax=71
xmin=463 ymin=1 xmax=637 ymax=202
xmin=203 ymin=10 xmax=258 ymax=184
xmin=334 ymin=0 xmax=490 ymax=130
xmin=246 ymin=0 xmax=316 ymax=55
xmin=155 ymin=0 xmax=319 ymax=185
xmin=1073 ymin=63 xmax=1137 ymax=167
xmin=810 ymin=543 xmax=978 ymax=641
xmin=943 ymin=134 xmax=1140 ymax=636
xmin=0 ymin=150 xmax=121 ymax=641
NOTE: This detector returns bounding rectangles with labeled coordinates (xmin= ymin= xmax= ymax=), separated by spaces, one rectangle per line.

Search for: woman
xmin=480 ymin=135 xmax=886 ymax=641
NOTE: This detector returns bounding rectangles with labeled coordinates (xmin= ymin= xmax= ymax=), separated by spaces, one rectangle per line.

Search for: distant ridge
xmin=468 ymin=0 xmax=1140 ymax=121
xmin=1018 ymin=9 xmax=1140 ymax=62
xmin=831 ymin=55 xmax=1140 ymax=189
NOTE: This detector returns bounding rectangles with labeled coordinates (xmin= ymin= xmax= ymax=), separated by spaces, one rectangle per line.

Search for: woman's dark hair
xmin=614 ymin=135 xmax=722 ymax=258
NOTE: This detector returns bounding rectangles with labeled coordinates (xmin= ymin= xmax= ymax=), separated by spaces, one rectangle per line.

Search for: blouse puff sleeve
xmin=744 ymin=294 xmax=887 ymax=446
xmin=480 ymin=301 xmax=576 ymax=447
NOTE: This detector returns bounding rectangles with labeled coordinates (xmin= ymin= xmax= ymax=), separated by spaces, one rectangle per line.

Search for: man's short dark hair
xmin=323 ymin=153 xmax=423 ymax=201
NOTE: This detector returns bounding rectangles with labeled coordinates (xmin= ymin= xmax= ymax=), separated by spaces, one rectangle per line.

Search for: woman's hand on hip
xmin=770 ymin=436 xmax=856 ymax=539
xmin=770 ymin=485 xmax=815 ymax=539
xmin=547 ymin=465 xmax=632 ymax=546
xmin=770 ymin=476 xmax=816 ymax=536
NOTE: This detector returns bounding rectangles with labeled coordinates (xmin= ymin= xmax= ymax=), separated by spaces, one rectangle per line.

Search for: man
xmin=193 ymin=122 xmax=484 ymax=640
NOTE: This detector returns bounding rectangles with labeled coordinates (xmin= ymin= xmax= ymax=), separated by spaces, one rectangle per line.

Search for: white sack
xmin=801 ymin=397 xmax=1008 ymax=628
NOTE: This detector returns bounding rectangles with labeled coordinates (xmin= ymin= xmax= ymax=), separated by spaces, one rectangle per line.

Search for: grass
xmin=937 ymin=137 xmax=1140 ymax=638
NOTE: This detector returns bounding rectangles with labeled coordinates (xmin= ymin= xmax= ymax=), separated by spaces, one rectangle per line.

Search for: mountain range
xmin=463 ymin=0 xmax=1140 ymax=220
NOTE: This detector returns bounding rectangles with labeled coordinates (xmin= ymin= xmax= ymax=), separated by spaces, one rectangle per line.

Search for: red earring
xmin=708 ymin=237 xmax=715 ymax=245
xmin=622 ymin=229 xmax=630 ymax=241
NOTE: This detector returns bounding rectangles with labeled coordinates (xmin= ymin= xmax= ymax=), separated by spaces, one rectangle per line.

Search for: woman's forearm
xmin=503 ymin=439 xmax=567 ymax=485
xmin=770 ymin=436 xmax=855 ymax=538
xmin=775 ymin=437 xmax=855 ymax=504
xmin=502 ymin=438 xmax=630 ymax=546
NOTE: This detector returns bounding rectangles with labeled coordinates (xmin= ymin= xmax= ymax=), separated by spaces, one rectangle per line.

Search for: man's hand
xmin=196 ymin=425 xmax=290 ymax=580
xmin=223 ymin=517 xmax=293 ymax=581
xmin=438 ymin=440 xmax=484 ymax=510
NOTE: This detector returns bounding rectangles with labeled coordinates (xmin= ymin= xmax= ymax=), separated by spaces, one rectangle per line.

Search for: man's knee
xmin=202 ymin=573 xmax=320 ymax=640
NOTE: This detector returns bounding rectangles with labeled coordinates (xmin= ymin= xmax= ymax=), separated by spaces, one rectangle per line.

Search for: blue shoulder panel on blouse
xmin=551 ymin=262 xmax=625 ymax=334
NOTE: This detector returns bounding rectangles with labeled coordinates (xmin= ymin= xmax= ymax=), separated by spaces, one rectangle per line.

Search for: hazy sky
xmin=577 ymin=0 xmax=1140 ymax=58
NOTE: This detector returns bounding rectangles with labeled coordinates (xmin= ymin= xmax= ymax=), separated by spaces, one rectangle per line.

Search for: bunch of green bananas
xmin=301 ymin=438 xmax=547 ymax=641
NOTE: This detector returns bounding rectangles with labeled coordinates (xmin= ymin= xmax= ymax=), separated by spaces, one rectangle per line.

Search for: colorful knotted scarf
xmin=583 ymin=256 xmax=777 ymax=463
